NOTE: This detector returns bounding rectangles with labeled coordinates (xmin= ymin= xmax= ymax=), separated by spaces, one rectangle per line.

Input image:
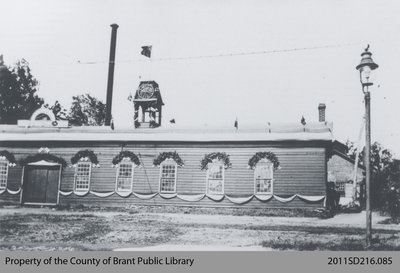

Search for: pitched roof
xmin=0 ymin=122 xmax=334 ymax=142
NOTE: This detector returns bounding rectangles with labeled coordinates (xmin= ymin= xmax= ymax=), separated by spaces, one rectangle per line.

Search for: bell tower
xmin=132 ymin=81 xmax=164 ymax=128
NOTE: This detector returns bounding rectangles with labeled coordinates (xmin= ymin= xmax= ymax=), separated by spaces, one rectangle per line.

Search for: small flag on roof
xmin=170 ymin=119 xmax=175 ymax=124
xmin=301 ymin=116 xmax=306 ymax=125
xmin=141 ymin=46 xmax=152 ymax=58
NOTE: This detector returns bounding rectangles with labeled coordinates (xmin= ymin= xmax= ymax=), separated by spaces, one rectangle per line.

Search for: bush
xmin=383 ymin=185 xmax=400 ymax=218
xmin=381 ymin=162 xmax=400 ymax=218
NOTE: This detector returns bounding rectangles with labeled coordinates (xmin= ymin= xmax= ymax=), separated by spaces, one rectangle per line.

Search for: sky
xmin=1 ymin=0 xmax=400 ymax=156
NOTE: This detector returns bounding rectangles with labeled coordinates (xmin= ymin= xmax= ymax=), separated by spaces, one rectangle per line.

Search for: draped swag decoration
xmin=112 ymin=151 xmax=140 ymax=166
xmin=0 ymin=188 xmax=22 ymax=195
xmin=71 ymin=150 xmax=99 ymax=166
xmin=57 ymin=189 xmax=325 ymax=204
xmin=0 ymin=150 xmax=16 ymax=166
xmin=21 ymin=153 xmax=67 ymax=168
xmin=153 ymin=151 xmax=184 ymax=167
xmin=200 ymin=152 xmax=232 ymax=170
xmin=248 ymin=152 xmax=280 ymax=170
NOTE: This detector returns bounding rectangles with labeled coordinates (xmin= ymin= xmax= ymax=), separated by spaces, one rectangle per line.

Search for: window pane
xmin=207 ymin=163 xmax=224 ymax=194
xmin=255 ymin=164 xmax=272 ymax=179
xmin=208 ymin=179 xmax=223 ymax=194
xmin=75 ymin=162 xmax=91 ymax=190
xmin=255 ymin=163 xmax=273 ymax=193
xmin=160 ymin=164 xmax=176 ymax=192
xmin=0 ymin=162 xmax=8 ymax=189
xmin=117 ymin=163 xmax=133 ymax=191
xmin=208 ymin=164 xmax=223 ymax=179
xmin=256 ymin=179 xmax=272 ymax=193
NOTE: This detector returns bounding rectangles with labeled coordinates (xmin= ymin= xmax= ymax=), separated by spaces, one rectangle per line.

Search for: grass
xmin=0 ymin=212 xmax=183 ymax=251
xmin=262 ymin=236 xmax=400 ymax=251
xmin=377 ymin=217 xmax=400 ymax=225
xmin=2 ymin=208 xmax=399 ymax=251
xmin=56 ymin=204 xmax=321 ymax=218
xmin=0 ymin=213 xmax=111 ymax=246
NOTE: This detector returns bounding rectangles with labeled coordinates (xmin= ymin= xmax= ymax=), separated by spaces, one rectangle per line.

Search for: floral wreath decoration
xmin=248 ymin=151 xmax=280 ymax=170
xmin=21 ymin=153 xmax=67 ymax=168
xmin=111 ymin=151 xmax=141 ymax=167
xmin=153 ymin=151 xmax=184 ymax=167
xmin=71 ymin=150 xmax=100 ymax=167
xmin=0 ymin=150 xmax=17 ymax=167
xmin=200 ymin=152 xmax=232 ymax=170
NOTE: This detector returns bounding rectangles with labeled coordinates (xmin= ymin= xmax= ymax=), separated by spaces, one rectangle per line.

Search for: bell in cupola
xmin=130 ymin=81 xmax=164 ymax=128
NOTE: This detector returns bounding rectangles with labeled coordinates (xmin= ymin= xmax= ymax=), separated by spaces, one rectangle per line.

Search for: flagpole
xmin=149 ymin=58 xmax=152 ymax=80
xmin=140 ymin=45 xmax=152 ymax=80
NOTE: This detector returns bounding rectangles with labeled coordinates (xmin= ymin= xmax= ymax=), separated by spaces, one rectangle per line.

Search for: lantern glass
xmin=359 ymin=65 xmax=374 ymax=86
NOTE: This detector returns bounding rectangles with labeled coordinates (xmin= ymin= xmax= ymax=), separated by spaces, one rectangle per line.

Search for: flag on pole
xmin=141 ymin=46 xmax=152 ymax=58
xmin=111 ymin=117 xmax=115 ymax=130
xmin=234 ymin=118 xmax=238 ymax=131
xmin=301 ymin=116 xmax=306 ymax=125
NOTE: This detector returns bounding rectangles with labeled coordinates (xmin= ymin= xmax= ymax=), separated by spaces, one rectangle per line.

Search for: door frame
xmin=20 ymin=160 xmax=62 ymax=205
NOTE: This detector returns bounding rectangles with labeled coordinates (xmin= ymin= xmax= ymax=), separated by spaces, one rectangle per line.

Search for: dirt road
xmin=1 ymin=207 xmax=399 ymax=251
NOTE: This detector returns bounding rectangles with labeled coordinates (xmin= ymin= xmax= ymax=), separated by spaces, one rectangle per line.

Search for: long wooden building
xmin=0 ymin=82 xmax=337 ymax=209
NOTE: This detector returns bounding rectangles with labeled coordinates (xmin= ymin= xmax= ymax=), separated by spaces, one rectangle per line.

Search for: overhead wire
xmin=76 ymin=42 xmax=360 ymax=65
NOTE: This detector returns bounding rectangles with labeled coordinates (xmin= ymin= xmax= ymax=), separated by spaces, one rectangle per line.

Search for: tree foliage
xmin=0 ymin=57 xmax=106 ymax=126
xmin=43 ymin=100 xmax=68 ymax=120
xmin=346 ymin=140 xmax=399 ymax=216
xmin=68 ymin=93 xmax=106 ymax=126
xmin=0 ymin=59 xmax=44 ymax=124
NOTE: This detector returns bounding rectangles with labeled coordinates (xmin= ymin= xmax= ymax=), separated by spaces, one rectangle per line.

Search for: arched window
xmin=116 ymin=160 xmax=134 ymax=192
xmin=74 ymin=160 xmax=92 ymax=191
xmin=0 ymin=151 xmax=16 ymax=190
xmin=112 ymin=151 xmax=140 ymax=192
xmin=207 ymin=161 xmax=224 ymax=195
xmin=0 ymin=159 xmax=9 ymax=190
xmin=71 ymin=150 xmax=99 ymax=192
xmin=35 ymin=113 xmax=51 ymax=120
xmin=159 ymin=159 xmax=177 ymax=193
xmin=254 ymin=160 xmax=273 ymax=194
xmin=153 ymin=152 xmax=183 ymax=194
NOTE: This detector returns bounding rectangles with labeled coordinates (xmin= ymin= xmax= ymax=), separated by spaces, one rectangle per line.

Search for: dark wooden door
xmin=23 ymin=165 xmax=60 ymax=204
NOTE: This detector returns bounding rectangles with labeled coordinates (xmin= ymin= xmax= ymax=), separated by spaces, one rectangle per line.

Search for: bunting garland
xmin=225 ymin=195 xmax=254 ymax=204
xmin=55 ymin=189 xmax=325 ymax=204
xmin=177 ymin=194 xmax=205 ymax=202
xmin=116 ymin=191 xmax=132 ymax=198
xmin=7 ymin=188 xmax=21 ymax=195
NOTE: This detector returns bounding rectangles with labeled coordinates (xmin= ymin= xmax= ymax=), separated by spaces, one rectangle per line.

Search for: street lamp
xmin=356 ymin=45 xmax=379 ymax=248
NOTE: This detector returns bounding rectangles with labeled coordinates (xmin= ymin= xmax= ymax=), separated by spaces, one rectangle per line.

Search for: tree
xmin=43 ymin=100 xmax=68 ymax=120
xmin=0 ymin=58 xmax=44 ymax=124
xmin=346 ymin=140 xmax=398 ymax=214
xmin=385 ymin=160 xmax=400 ymax=217
xmin=68 ymin=93 xmax=106 ymax=126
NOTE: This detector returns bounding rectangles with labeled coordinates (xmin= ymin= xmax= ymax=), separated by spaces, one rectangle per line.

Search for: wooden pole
xmin=105 ymin=24 xmax=119 ymax=126
xmin=364 ymin=89 xmax=372 ymax=247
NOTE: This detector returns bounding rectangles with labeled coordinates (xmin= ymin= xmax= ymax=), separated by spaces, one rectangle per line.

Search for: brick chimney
xmin=318 ymin=103 xmax=326 ymax=122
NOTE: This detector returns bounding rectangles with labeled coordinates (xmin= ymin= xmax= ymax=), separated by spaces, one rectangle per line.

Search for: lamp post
xmin=356 ymin=45 xmax=379 ymax=247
